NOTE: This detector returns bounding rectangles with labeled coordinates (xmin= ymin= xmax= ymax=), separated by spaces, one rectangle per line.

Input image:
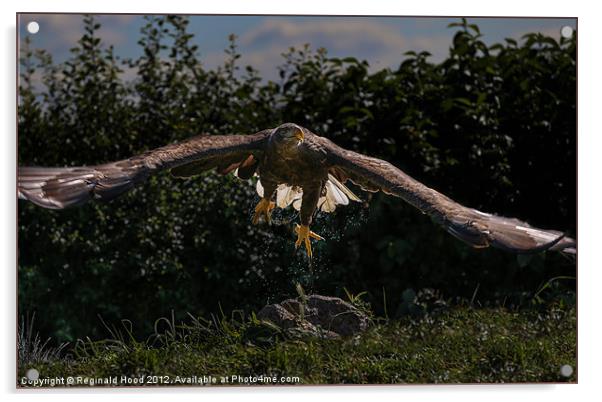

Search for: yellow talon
xmin=252 ymin=198 xmax=275 ymax=225
xmin=294 ymin=224 xmax=324 ymax=258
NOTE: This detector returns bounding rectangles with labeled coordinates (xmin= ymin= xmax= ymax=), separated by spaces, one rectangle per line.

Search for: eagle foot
xmin=294 ymin=224 xmax=324 ymax=258
xmin=252 ymin=198 xmax=275 ymax=225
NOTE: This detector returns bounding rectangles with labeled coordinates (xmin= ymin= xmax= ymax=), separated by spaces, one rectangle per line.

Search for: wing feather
xmin=319 ymin=136 xmax=575 ymax=254
xmin=18 ymin=130 xmax=271 ymax=209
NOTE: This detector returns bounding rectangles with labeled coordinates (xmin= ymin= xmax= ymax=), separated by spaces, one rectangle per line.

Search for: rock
xmin=257 ymin=294 xmax=370 ymax=338
xmin=306 ymin=295 xmax=370 ymax=337
xmin=256 ymin=303 xmax=297 ymax=329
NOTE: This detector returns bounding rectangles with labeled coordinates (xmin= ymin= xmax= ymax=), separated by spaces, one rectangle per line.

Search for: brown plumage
xmin=18 ymin=123 xmax=576 ymax=256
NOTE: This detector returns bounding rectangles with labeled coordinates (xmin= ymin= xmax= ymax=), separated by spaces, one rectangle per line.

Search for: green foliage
xmin=19 ymin=304 xmax=576 ymax=384
xmin=18 ymin=16 xmax=576 ymax=342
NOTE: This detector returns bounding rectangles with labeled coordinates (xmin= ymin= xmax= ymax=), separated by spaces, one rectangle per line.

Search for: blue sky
xmin=18 ymin=14 xmax=576 ymax=81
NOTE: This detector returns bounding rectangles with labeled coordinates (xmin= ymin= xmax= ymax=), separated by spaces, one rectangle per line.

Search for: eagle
xmin=18 ymin=123 xmax=576 ymax=257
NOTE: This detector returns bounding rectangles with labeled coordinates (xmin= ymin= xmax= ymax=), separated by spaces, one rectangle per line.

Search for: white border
xmin=2 ymin=1 xmax=600 ymax=401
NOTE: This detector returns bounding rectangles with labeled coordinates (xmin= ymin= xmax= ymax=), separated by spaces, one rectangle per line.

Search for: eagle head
xmin=273 ymin=123 xmax=305 ymax=147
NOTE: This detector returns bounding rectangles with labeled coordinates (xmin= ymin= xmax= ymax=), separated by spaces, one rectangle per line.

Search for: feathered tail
xmin=255 ymin=173 xmax=361 ymax=213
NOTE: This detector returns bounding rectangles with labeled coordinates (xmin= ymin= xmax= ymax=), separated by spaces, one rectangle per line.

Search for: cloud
xmin=223 ymin=18 xmax=453 ymax=80
xmin=241 ymin=19 xmax=407 ymax=55
xmin=20 ymin=14 xmax=130 ymax=54
xmin=19 ymin=14 xmax=139 ymax=89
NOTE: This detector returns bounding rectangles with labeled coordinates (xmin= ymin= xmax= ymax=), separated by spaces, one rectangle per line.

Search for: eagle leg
xmin=294 ymin=184 xmax=325 ymax=257
xmin=294 ymin=224 xmax=324 ymax=258
xmin=252 ymin=198 xmax=276 ymax=225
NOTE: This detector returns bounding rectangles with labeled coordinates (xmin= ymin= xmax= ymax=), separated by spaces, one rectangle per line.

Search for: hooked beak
xmin=294 ymin=128 xmax=305 ymax=142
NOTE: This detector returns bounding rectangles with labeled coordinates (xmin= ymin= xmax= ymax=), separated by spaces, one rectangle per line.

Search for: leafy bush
xmin=18 ymin=16 xmax=576 ymax=341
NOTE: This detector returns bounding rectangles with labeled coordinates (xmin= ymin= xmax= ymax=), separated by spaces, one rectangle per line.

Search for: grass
xmin=17 ymin=301 xmax=576 ymax=386
xmin=18 ymin=313 xmax=69 ymax=366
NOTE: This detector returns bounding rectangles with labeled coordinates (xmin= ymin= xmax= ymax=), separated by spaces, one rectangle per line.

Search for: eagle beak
xmin=294 ymin=129 xmax=305 ymax=142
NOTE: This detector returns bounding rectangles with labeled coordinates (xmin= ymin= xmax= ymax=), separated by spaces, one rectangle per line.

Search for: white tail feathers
xmin=276 ymin=184 xmax=303 ymax=209
xmin=255 ymin=174 xmax=361 ymax=213
xmin=326 ymin=173 xmax=361 ymax=202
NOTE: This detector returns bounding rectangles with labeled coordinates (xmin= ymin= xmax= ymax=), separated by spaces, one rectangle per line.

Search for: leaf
xmin=468 ymin=24 xmax=481 ymax=35
xmin=505 ymin=38 xmax=518 ymax=46
xmin=339 ymin=106 xmax=356 ymax=114
xmin=454 ymin=97 xmax=473 ymax=107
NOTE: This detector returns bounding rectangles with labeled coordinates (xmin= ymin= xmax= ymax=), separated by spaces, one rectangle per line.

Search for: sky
xmin=17 ymin=14 xmax=576 ymax=82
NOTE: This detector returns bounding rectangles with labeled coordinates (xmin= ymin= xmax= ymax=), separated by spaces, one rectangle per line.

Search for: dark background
xmin=18 ymin=16 xmax=576 ymax=342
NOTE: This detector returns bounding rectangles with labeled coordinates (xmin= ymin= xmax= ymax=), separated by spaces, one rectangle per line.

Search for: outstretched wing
xmin=18 ymin=130 xmax=271 ymax=209
xmin=320 ymin=137 xmax=575 ymax=254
